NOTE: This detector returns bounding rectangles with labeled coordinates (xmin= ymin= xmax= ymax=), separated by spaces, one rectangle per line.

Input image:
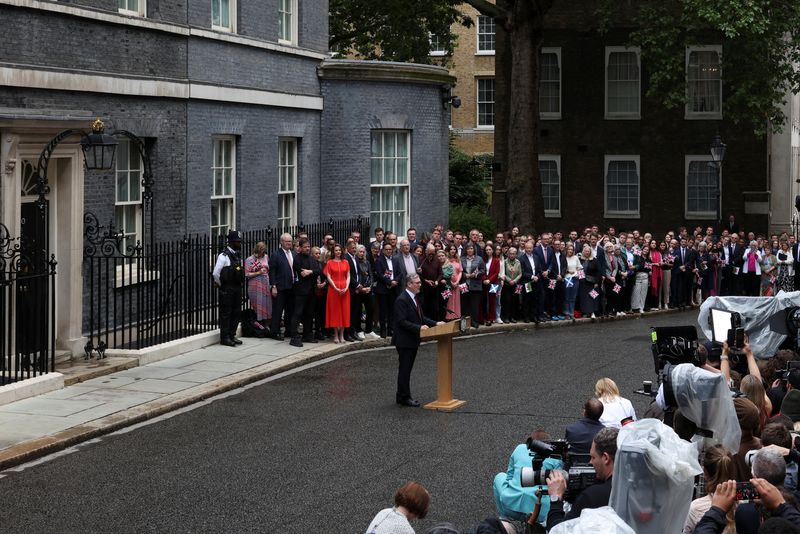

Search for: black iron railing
xmin=83 ymin=216 xmax=370 ymax=355
xmin=0 ymin=223 xmax=57 ymax=384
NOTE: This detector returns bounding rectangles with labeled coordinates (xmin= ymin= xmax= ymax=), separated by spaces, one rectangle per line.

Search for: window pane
xmin=384 ymin=133 xmax=396 ymax=157
xmin=688 ymin=160 xmax=717 ymax=213
xmin=539 ymin=159 xmax=560 ymax=213
xmin=220 ymin=0 xmax=230 ymax=27
xmin=117 ymin=171 xmax=129 ymax=202
xmin=607 ymin=51 xmax=640 ymax=114
xmin=384 ymin=159 xmax=396 ymax=184
xmin=477 ymin=78 xmax=495 ymax=126
xmin=606 ymin=160 xmax=639 ymax=213
xmin=212 ymin=0 xmax=220 ymax=26
xmin=224 ymin=169 xmax=232 ymax=195
xmin=477 ymin=16 xmax=495 ymax=52
xmin=540 ymin=53 xmax=560 ymax=114
xmin=396 ymin=133 xmax=408 ymax=158
xmin=130 ymin=172 xmax=141 ymax=202
xmin=371 ymin=158 xmax=381 ymax=185
xmin=688 ymin=50 xmax=721 ymax=113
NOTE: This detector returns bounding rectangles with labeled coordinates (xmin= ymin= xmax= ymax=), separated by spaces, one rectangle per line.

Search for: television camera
xmin=519 ymin=438 xmax=596 ymax=502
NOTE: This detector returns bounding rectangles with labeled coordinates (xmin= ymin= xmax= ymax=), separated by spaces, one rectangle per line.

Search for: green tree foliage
xmin=329 ymin=0 xmax=472 ymax=63
xmin=448 ymin=204 xmax=497 ymax=236
xmin=449 ymin=144 xmax=491 ymax=208
xmin=597 ymin=0 xmax=800 ymax=133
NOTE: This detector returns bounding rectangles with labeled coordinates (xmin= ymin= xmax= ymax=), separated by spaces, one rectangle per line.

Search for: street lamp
xmin=709 ymin=134 xmax=726 ymax=232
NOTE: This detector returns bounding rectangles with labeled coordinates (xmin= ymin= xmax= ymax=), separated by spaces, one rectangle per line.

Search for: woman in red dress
xmin=324 ymin=243 xmax=351 ymax=343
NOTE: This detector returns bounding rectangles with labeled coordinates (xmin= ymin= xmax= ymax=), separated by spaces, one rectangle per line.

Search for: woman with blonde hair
xmin=595 ymin=377 xmax=637 ymax=428
xmin=682 ymin=445 xmax=737 ymax=533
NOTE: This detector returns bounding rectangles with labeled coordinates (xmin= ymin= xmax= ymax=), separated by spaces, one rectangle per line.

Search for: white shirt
xmin=365 ymin=507 xmax=414 ymax=534
xmin=525 ymin=253 xmax=536 ymax=273
xmin=212 ymin=247 xmax=235 ymax=284
xmin=284 ymin=247 xmax=293 ymax=270
xmin=599 ymin=396 xmax=637 ymax=428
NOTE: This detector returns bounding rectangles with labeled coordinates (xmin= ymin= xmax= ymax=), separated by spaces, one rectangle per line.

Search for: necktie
xmin=414 ymin=295 xmax=422 ymax=318
xmin=543 ymin=246 xmax=548 ymax=262
xmin=351 ymin=254 xmax=359 ymax=284
xmin=285 ymin=249 xmax=293 ymax=270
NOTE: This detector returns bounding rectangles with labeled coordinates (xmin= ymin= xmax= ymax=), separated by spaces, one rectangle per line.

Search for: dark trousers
xmin=396 ymin=346 xmax=419 ymax=402
xmin=290 ymin=291 xmax=314 ymax=341
xmin=603 ymin=279 xmax=618 ymax=315
xmin=501 ymin=285 xmax=519 ymax=321
xmin=315 ymin=289 xmax=327 ymax=336
xmin=550 ymin=280 xmax=565 ymax=316
xmin=720 ymin=267 xmax=734 ymax=296
xmin=352 ymin=290 xmax=375 ymax=334
xmin=744 ymin=272 xmax=760 ymax=296
xmin=271 ymin=288 xmax=294 ymax=336
xmin=536 ymin=278 xmax=548 ymax=318
xmin=462 ymin=289 xmax=481 ymax=326
xmin=218 ymin=287 xmax=242 ymax=341
xmin=348 ymin=288 xmax=361 ymax=336
xmin=378 ymin=290 xmax=396 ymax=335
xmin=521 ymin=282 xmax=537 ymax=321
xmin=671 ymin=270 xmax=687 ymax=307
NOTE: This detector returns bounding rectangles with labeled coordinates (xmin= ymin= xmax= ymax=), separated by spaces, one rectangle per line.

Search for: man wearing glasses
xmin=392 ymin=273 xmax=444 ymax=407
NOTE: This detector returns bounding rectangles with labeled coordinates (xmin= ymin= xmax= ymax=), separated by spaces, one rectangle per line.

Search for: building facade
xmin=446 ymin=2 xmax=797 ymax=236
xmin=0 ymin=0 xmax=452 ymax=359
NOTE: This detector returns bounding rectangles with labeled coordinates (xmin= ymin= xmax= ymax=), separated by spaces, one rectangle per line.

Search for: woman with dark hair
xmin=579 ymin=245 xmax=601 ymax=319
xmin=482 ymin=243 xmax=501 ymax=326
xmin=647 ymin=240 xmax=662 ymax=312
xmin=776 ymin=240 xmax=795 ymax=293
xmin=659 ymin=241 xmax=673 ymax=309
xmin=323 ymin=243 xmax=350 ymax=344
xmin=366 ymin=481 xmax=430 ymax=534
xmin=682 ymin=445 xmax=737 ymax=533
xmin=461 ymin=243 xmax=485 ymax=328
xmin=419 ymin=243 xmax=443 ymax=321
xmin=444 ymin=244 xmax=462 ymax=321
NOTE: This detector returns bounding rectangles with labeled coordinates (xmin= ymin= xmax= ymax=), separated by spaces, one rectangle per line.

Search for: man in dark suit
xmin=268 ymin=232 xmax=296 ymax=340
xmin=519 ymin=240 xmax=539 ymax=323
xmin=549 ymin=239 xmax=568 ymax=320
xmin=532 ymin=234 xmax=555 ymax=321
xmin=392 ymin=273 xmax=442 ymax=407
xmin=792 ymin=238 xmax=800 ymax=291
xmin=671 ymin=237 xmax=697 ymax=308
xmin=375 ymin=242 xmax=401 ymax=338
xmin=725 ymin=214 xmax=740 ymax=236
xmin=345 ymin=238 xmax=361 ymax=342
xmin=564 ymin=398 xmax=605 ymax=455
xmin=289 ymin=238 xmax=321 ymax=347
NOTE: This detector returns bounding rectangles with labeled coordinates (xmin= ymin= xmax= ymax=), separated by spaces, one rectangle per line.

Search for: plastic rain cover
xmin=549 ymin=506 xmax=635 ymax=534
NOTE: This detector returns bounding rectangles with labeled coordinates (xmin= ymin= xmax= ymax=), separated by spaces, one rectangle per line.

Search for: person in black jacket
xmin=375 ymin=243 xmax=402 ymax=338
xmin=546 ymin=427 xmax=618 ymax=530
xmin=268 ymin=232 xmax=296 ymax=340
xmin=564 ymin=398 xmax=605 ymax=456
xmin=288 ymin=238 xmax=321 ymax=348
xmin=392 ymin=273 xmax=442 ymax=407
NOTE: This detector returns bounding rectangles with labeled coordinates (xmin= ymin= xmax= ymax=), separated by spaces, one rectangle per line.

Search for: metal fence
xmin=0 ymin=223 xmax=57 ymax=384
xmin=83 ymin=216 xmax=370 ymax=355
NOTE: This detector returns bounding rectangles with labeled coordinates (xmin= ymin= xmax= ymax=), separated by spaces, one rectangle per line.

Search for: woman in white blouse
xmin=595 ymin=377 xmax=636 ymax=428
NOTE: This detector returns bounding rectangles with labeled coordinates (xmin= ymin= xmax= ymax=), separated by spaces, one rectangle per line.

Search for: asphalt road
xmin=0 ymin=311 xmax=699 ymax=533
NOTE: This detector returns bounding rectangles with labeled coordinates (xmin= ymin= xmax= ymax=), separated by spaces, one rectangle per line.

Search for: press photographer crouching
xmin=492 ymin=430 xmax=563 ymax=526
xmin=544 ymin=427 xmax=618 ymax=531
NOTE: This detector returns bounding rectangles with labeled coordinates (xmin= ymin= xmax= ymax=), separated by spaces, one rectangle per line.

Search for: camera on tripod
xmin=519 ymin=438 xmax=596 ymax=501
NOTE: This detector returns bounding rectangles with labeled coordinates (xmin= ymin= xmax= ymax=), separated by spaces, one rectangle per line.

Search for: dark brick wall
xmin=536 ymin=27 xmax=767 ymax=236
xmin=185 ymin=101 xmax=322 ymax=236
xmin=320 ymin=79 xmax=451 ymax=233
xmin=0 ymin=6 xmax=188 ymax=79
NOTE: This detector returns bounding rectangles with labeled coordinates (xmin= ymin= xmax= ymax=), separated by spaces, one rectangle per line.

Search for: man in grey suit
xmin=394 ymin=238 xmax=419 ymax=293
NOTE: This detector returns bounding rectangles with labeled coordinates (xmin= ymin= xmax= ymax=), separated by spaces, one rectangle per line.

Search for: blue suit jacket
xmin=564 ymin=417 xmax=605 ymax=456
xmin=268 ymin=248 xmax=296 ymax=290
xmin=533 ymin=245 xmax=555 ymax=277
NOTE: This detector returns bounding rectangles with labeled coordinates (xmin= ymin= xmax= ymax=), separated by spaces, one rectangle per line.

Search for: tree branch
xmin=462 ymin=0 xmax=509 ymax=20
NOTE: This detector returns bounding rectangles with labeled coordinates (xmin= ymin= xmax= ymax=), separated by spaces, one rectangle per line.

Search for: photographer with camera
xmin=695 ymin=476 xmax=800 ymax=534
xmin=544 ymin=427 xmax=618 ymax=531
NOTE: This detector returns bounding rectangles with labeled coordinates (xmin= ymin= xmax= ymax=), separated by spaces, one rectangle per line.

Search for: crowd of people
xmin=368 ymin=360 xmax=800 ymax=533
xmin=214 ymin=213 xmax=800 ymax=347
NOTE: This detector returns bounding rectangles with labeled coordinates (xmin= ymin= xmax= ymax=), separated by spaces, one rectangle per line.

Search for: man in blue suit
xmin=564 ymin=398 xmax=605 ymax=455
xmin=533 ymin=233 xmax=555 ymax=322
xmin=519 ymin=240 xmax=539 ymax=323
xmin=268 ymin=232 xmax=296 ymax=340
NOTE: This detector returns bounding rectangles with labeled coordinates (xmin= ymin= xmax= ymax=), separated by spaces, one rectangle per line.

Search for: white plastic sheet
xmin=609 ymin=419 xmax=702 ymax=534
xmin=548 ymin=506 xmax=635 ymax=534
xmin=668 ymin=363 xmax=742 ymax=453
xmin=698 ymin=290 xmax=800 ymax=358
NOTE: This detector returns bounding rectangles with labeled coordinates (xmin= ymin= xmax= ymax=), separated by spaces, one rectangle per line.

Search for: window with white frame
xmin=118 ymin=0 xmax=145 ymax=16
xmin=686 ymin=156 xmax=718 ymax=218
xmin=605 ymin=156 xmax=640 ymax=217
xmin=211 ymin=138 xmax=235 ymax=237
xmin=477 ymin=16 xmax=495 ymax=54
xmin=115 ymin=139 xmax=143 ymax=258
xmin=605 ymin=47 xmax=640 ymax=118
xmin=430 ymin=34 xmax=447 ymax=56
xmin=477 ymin=78 xmax=495 ymax=128
xmin=278 ymin=139 xmax=297 ymax=228
xmin=212 ymin=0 xmax=235 ymax=32
xmin=686 ymin=46 xmax=722 ymax=118
xmin=278 ymin=0 xmax=297 ymax=44
xmin=540 ymin=48 xmax=561 ymax=119
xmin=370 ymin=131 xmax=410 ymax=234
xmin=539 ymin=155 xmax=561 ymax=217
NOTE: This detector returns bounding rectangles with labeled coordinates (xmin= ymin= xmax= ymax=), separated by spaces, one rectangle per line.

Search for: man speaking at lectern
xmin=393 ymin=273 xmax=443 ymax=407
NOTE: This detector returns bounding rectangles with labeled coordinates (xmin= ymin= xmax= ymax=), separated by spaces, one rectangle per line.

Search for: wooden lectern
xmin=421 ymin=317 xmax=468 ymax=412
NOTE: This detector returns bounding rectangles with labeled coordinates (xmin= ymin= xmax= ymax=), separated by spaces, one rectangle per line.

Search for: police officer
xmin=212 ymin=230 xmax=245 ymax=347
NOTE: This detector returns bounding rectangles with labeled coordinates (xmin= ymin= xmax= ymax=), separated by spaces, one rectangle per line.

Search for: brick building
xmin=0 ymin=0 xmax=452 ymax=358
xmin=446 ymin=2 xmax=799 ymax=236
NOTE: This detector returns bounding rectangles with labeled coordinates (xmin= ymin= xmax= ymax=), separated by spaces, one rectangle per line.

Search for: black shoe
xmin=398 ymin=398 xmax=420 ymax=407
xmin=220 ymin=338 xmax=236 ymax=347
xmin=344 ymin=335 xmax=357 ymax=342
xmin=231 ymin=336 xmax=243 ymax=345
xmin=302 ymin=337 xmax=318 ymax=344
xmin=315 ymin=333 xmax=325 ymax=341
xmin=289 ymin=338 xmax=303 ymax=347
xmin=272 ymin=333 xmax=284 ymax=341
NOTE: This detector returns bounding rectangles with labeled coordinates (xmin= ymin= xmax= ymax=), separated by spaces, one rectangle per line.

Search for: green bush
xmin=448 ymin=204 xmax=496 ymax=236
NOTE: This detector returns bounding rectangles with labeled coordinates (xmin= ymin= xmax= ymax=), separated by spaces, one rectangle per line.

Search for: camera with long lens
xmin=519 ymin=438 xmax=596 ymax=502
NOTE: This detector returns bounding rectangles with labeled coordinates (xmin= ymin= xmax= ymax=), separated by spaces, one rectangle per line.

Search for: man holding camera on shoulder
xmin=545 ymin=427 xmax=618 ymax=530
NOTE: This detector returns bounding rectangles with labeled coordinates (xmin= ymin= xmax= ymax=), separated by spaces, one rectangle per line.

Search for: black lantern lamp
xmin=80 ymin=118 xmax=118 ymax=171
xmin=710 ymin=134 xmax=726 ymax=165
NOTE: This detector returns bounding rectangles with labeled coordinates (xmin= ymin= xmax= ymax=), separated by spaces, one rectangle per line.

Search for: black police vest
xmin=219 ymin=249 xmax=245 ymax=287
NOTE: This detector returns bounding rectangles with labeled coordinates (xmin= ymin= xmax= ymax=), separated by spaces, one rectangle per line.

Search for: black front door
xmin=16 ymin=202 xmax=48 ymax=361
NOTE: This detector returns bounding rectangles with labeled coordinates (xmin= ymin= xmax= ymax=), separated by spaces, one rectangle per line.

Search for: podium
xmin=421 ymin=317 xmax=468 ymax=412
